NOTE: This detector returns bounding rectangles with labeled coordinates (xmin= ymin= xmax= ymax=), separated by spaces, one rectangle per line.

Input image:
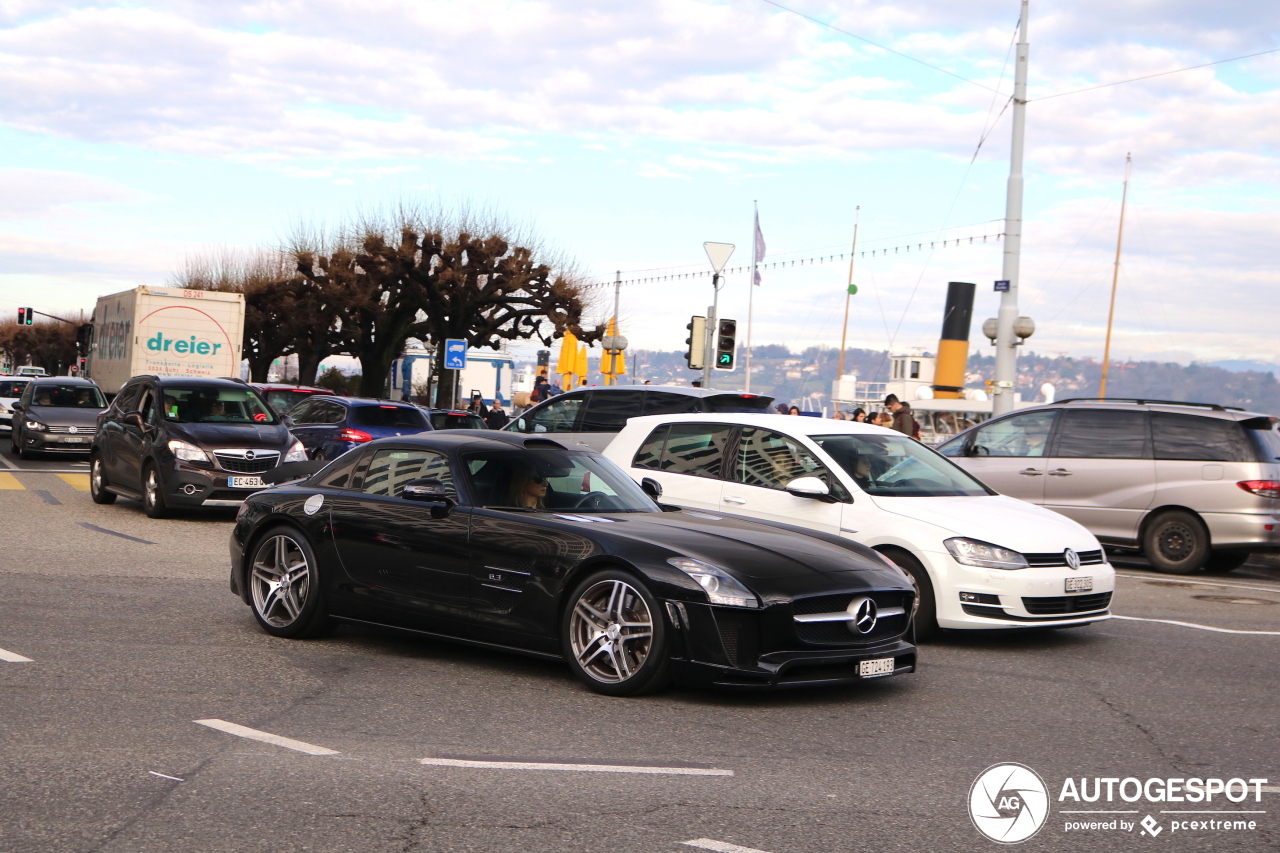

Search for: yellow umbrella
xmin=555 ymin=329 xmax=578 ymax=386
xmin=576 ymin=343 xmax=589 ymax=385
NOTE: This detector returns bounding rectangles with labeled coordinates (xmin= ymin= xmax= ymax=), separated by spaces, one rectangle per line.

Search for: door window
xmin=113 ymin=384 xmax=142 ymax=416
xmin=735 ymin=427 xmax=847 ymax=498
xmin=632 ymin=425 xmax=669 ymax=470
xmin=362 ymin=448 xmax=454 ymax=499
xmin=643 ymin=392 xmax=700 ymax=417
xmin=1152 ymin=413 xmax=1251 ymax=462
xmin=288 ymin=399 xmax=319 ymax=423
xmin=579 ymin=391 xmax=644 ymax=432
xmin=660 ymin=423 xmax=733 ymax=479
xmin=968 ymin=411 xmax=1057 ymax=457
xmin=523 ymin=395 xmax=585 ymax=433
xmin=319 ymin=401 xmax=348 ymax=425
xmin=1054 ymin=410 xmax=1150 ymax=459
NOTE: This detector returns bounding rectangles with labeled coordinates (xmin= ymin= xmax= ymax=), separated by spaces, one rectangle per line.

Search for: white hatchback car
xmin=605 ymin=414 xmax=1115 ymax=638
xmin=0 ymin=376 xmax=33 ymax=433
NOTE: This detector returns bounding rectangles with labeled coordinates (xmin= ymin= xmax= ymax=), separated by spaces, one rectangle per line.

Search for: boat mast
xmin=1099 ymin=153 xmax=1132 ymax=399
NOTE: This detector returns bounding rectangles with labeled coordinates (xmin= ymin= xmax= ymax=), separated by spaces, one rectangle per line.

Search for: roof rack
xmin=1050 ymin=397 xmax=1243 ymax=412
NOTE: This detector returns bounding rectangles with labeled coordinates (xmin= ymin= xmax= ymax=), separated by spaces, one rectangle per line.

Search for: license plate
xmin=859 ymin=658 xmax=895 ymax=678
xmin=62 ymin=435 xmax=85 ymax=443
xmin=229 ymin=476 xmax=265 ymax=489
xmin=1065 ymin=576 xmax=1094 ymax=592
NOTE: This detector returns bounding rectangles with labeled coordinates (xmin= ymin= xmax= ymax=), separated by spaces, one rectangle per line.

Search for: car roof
xmin=152 ymin=376 xmax=249 ymax=389
xmin=549 ymin=384 xmax=772 ymax=400
xmin=30 ymin=376 xmax=99 ymax=387
xmin=250 ymin=383 xmax=327 ymax=392
xmin=378 ymin=430 xmax=573 ymax=452
xmin=620 ymin=412 xmax=901 ymax=437
xmin=1022 ymin=399 xmax=1266 ymax=422
xmin=307 ymin=395 xmax=419 ymax=407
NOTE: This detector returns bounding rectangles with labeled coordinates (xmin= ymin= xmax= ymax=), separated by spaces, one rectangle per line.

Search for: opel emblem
xmin=68 ymin=426 xmax=78 ymax=434
xmin=847 ymin=596 xmax=878 ymax=634
xmin=245 ymin=450 xmax=256 ymax=460
xmin=1064 ymin=548 xmax=1080 ymax=570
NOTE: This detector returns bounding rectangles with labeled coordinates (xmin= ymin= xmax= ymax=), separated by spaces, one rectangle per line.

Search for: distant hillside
xmin=1208 ymin=359 xmax=1280 ymax=375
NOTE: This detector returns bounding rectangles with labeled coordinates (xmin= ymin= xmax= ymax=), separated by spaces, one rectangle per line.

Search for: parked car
xmin=505 ymin=385 xmax=775 ymax=451
xmin=425 ymin=408 xmax=488 ymax=430
xmin=285 ymin=396 xmax=432 ymax=461
xmin=249 ymin=383 xmax=331 ymax=417
xmin=16 ymin=366 xmax=48 ymax=377
xmin=230 ymin=431 xmax=917 ymax=693
xmin=0 ymin=377 xmax=33 ymax=433
xmin=604 ymin=413 xmax=1114 ymax=639
xmin=89 ymin=376 xmax=307 ymax=517
xmin=9 ymin=377 xmax=107 ymax=458
xmin=936 ymin=398 xmax=1280 ymax=574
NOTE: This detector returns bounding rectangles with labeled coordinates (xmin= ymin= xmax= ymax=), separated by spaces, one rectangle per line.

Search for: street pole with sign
xmin=701 ymin=242 xmax=734 ymax=390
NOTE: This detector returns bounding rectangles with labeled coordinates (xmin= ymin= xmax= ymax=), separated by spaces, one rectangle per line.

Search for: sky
xmin=1 ymin=0 xmax=1278 ymax=372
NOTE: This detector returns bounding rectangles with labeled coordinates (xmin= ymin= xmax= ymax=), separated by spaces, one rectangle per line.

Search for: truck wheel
xmin=90 ymin=454 xmax=116 ymax=505
xmin=142 ymin=463 xmax=170 ymax=519
xmin=1142 ymin=510 xmax=1209 ymax=574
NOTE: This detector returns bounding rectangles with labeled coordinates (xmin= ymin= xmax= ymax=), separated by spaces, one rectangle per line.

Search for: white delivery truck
xmin=87 ymin=286 xmax=245 ymax=395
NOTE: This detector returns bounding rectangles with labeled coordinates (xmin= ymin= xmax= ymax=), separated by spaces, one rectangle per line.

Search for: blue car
xmin=284 ymin=396 xmax=433 ymax=461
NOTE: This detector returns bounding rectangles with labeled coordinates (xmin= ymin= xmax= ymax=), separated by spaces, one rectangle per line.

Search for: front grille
xmin=214 ymin=450 xmax=280 ymax=474
xmin=1023 ymin=549 xmax=1105 ymax=567
xmin=46 ymin=425 xmax=96 ymax=435
xmin=713 ymin=609 xmax=760 ymax=669
xmin=791 ymin=591 xmax=913 ymax=646
xmin=1022 ymin=592 xmax=1113 ymax=615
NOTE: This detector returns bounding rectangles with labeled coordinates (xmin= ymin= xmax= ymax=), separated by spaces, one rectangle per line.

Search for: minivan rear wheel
xmin=1143 ymin=510 xmax=1209 ymax=574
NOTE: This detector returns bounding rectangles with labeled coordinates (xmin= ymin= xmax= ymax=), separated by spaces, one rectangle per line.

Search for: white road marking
xmin=0 ymin=646 xmax=33 ymax=662
xmin=1117 ymin=573 xmax=1280 ymax=594
xmin=1262 ymin=786 xmax=1280 ymax=793
xmin=419 ymin=757 xmax=732 ymax=776
xmin=682 ymin=839 xmax=774 ymax=853
xmin=148 ymin=771 xmax=184 ymax=781
xmin=1113 ymin=615 xmax=1280 ymax=636
xmin=194 ymin=719 xmax=340 ymax=755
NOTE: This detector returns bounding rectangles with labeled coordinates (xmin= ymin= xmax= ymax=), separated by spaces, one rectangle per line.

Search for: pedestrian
xmin=643 ymin=379 xmax=651 ymax=385
xmin=550 ymin=381 xmax=563 ymax=396
xmin=485 ymin=397 xmax=510 ymax=430
xmin=883 ymin=394 xmax=918 ymax=437
xmin=851 ymin=407 xmax=867 ymax=423
xmin=788 ymin=406 xmax=801 ymax=416
xmin=775 ymin=403 xmax=789 ymax=415
xmin=530 ymin=376 xmax=549 ymax=403
xmin=467 ymin=393 xmax=489 ymax=419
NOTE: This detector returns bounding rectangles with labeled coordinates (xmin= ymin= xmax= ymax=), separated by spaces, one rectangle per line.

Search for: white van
xmin=605 ymin=414 xmax=1115 ymax=638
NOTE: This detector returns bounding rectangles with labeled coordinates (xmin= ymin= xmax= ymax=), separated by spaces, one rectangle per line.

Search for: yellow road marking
xmin=0 ymin=472 xmax=23 ymax=490
xmin=57 ymin=473 xmax=90 ymax=491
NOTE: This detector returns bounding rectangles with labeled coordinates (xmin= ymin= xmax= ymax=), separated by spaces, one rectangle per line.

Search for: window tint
xmin=350 ymin=405 xmax=427 ymax=429
xmin=702 ymin=394 xmax=774 ymax=413
xmin=113 ymin=384 xmax=142 ymax=415
xmin=159 ymin=385 xmax=275 ymax=424
xmin=1152 ymin=413 xmax=1252 ymax=462
xmin=815 ymin=433 xmax=989 ymax=497
xmin=660 ymin=423 xmax=733 ymax=479
xmin=969 ymin=411 xmax=1056 ymax=457
xmin=643 ymin=392 xmax=700 ymax=417
xmin=580 ymin=391 xmax=644 ymax=432
xmin=1054 ymin=410 xmax=1150 ymax=459
xmin=362 ymin=448 xmax=449 ymax=498
xmin=316 ymin=450 xmax=364 ymax=489
xmin=288 ymin=399 xmax=317 ymax=422
xmin=265 ymin=389 xmax=318 ymax=415
xmin=418 ymin=452 xmax=456 ymax=496
xmin=138 ymin=388 xmax=156 ymax=424
xmin=0 ymin=380 xmax=30 ymax=398
xmin=632 ymin=425 xmax=670 ymax=470
xmin=430 ymin=412 xmax=484 ymax=430
xmin=463 ymin=448 xmax=654 ymax=512
xmin=319 ymin=401 xmax=347 ymax=425
xmin=735 ymin=427 xmax=841 ymax=494
xmin=524 ymin=395 xmax=584 ymax=433
xmin=1245 ymin=420 xmax=1280 ymax=463
xmin=30 ymin=384 xmax=107 ymax=409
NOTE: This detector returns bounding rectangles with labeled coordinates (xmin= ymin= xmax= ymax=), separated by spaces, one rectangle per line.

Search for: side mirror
xmin=785 ymin=476 xmax=831 ymax=500
xmin=515 ymin=417 xmax=527 ymax=433
xmin=639 ymin=477 xmax=662 ymax=500
xmin=283 ymin=415 xmax=295 ymax=427
xmin=123 ymin=411 xmax=146 ymax=430
xmin=402 ymin=478 xmax=457 ymax=517
xmin=10 ymin=401 xmax=21 ymax=412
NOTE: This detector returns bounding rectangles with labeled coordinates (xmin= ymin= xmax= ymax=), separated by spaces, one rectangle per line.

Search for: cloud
xmin=0 ymin=168 xmax=145 ymax=219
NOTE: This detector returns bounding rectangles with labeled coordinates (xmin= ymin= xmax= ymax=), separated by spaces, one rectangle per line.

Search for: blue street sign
xmin=994 ymin=279 xmax=1010 ymax=292
xmin=444 ymin=339 xmax=467 ymax=370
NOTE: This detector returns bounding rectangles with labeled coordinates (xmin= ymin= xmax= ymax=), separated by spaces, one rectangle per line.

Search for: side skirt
xmin=332 ymin=616 xmax=566 ymax=662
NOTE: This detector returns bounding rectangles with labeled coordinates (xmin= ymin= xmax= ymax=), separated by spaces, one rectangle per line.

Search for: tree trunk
xmin=357 ymin=349 xmax=398 ymax=398
xmin=248 ymin=352 xmax=274 ymax=383
xmin=295 ymin=346 xmax=325 ymax=386
xmin=435 ymin=364 xmax=459 ymax=410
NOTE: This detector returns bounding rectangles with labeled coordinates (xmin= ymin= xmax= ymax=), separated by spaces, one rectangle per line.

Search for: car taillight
xmin=338 ymin=428 xmax=373 ymax=443
xmin=1238 ymin=480 xmax=1280 ymax=499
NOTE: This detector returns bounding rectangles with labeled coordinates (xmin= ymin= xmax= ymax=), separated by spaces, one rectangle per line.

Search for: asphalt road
xmin=1 ymin=462 xmax=1278 ymax=853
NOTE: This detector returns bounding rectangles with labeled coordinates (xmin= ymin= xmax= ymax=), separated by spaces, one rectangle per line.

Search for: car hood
xmin=867 ymin=493 xmax=1101 ymax=552
xmin=169 ymin=421 xmax=292 ymax=449
xmin=26 ymin=405 xmax=104 ymax=427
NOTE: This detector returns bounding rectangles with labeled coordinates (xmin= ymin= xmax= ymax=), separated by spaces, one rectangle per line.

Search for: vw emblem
xmin=244 ymin=450 xmax=256 ymax=461
xmin=1064 ymin=548 xmax=1080 ymax=570
xmin=68 ymin=426 xmax=78 ymax=434
xmin=847 ymin=596 xmax=878 ymax=634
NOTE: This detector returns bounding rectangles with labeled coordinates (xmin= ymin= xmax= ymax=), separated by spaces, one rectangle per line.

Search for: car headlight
xmin=944 ymin=537 xmax=1029 ymax=570
xmin=667 ymin=558 xmax=760 ymax=608
xmin=25 ymin=419 xmax=46 ymax=431
xmin=167 ymin=439 xmax=211 ymax=465
xmin=0 ymin=403 xmax=8 ymax=413
xmin=284 ymin=440 xmax=308 ymax=463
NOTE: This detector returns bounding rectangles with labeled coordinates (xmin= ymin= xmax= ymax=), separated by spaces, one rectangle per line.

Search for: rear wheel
xmin=1142 ymin=510 xmax=1210 ymax=574
xmin=1203 ymin=550 xmax=1250 ymax=574
xmin=89 ymin=454 xmax=116 ymax=504
xmin=877 ymin=547 xmax=938 ymax=642
xmin=142 ymin=463 xmax=170 ymax=519
xmin=563 ymin=569 xmax=669 ymax=696
xmin=248 ymin=527 xmax=333 ymax=638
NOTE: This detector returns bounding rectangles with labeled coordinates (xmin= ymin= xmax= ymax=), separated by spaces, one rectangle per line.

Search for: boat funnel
xmin=932 ymin=281 xmax=975 ymax=399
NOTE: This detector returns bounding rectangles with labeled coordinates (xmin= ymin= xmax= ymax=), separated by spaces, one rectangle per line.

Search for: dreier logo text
xmin=147 ymin=332 xmax=223 ymax=357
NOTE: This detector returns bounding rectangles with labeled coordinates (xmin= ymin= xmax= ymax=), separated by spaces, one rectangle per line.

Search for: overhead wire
xmin=1031 ymin=45 xmax=1280 ymax=102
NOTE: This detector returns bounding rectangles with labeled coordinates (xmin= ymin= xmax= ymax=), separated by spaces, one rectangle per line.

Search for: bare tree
xmin=0 ymin=320 xmax=78 ymax=374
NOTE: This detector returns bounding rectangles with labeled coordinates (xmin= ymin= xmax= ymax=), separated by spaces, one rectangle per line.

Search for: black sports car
xmin=229 ymin=432 xmax=917 ymax=694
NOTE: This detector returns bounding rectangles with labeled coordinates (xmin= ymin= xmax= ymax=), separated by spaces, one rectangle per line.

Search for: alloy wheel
xmin=568 ymin=579 xmax=654 ymax=684
xmin=250 ymin=534 xmax=312 ymax=628
xmin=145 ymin=469 xmax=158 ymax=508
xmin=91 ymin=458 xmax=104 ymax=492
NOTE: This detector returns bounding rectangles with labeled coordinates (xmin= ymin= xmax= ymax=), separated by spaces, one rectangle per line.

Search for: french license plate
xmin=62 ymin=435 xmax=85 ymax=443
xmin=1065 ymin=576 xmax=1094 ymax=593
xmin=229 ymin=476 xmax=265 ymax=489
xmin=859 ymin=658 xmax=895 ymax=678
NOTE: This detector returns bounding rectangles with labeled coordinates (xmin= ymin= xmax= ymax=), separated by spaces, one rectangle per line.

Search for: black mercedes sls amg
xmin=229 ymin=431 xmax=917 ymax=694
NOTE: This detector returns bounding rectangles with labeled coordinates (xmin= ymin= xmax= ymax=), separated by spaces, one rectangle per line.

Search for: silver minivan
xmin=937 ymin=399 xmax=1280 ymax=574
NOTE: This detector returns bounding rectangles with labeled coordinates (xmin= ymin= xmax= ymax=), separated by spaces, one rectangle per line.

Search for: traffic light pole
xmin=702 ymin=275 xmax=720 ymax=389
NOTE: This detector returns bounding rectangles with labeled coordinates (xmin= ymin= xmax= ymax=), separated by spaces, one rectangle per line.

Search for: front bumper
xmin=161 ymin=461 xmax=269 ymax=508
xmin=19 ymin=431 xmax=93 ymax=452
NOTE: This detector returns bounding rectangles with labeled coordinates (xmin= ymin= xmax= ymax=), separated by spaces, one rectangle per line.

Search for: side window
xmin=643 ymin=392 xmax=700 ymax=417
xmin=289 ymin=399 xmax=317 ymax=423
xmin=418 ymin=452 xmax=457 ymax=498
xmin=137 ymin=387 xmax=156 ymax=424
xmin=968 ymin=411 xmax=1057 ymax=457
xmin=1152 ymin=413 xmax=1252 ymax=462
xmin=113 ymin=384 xmax=141 ymax=415
xmin=362 ymin=448 xmax=434 ymax=498
xmin=318 ymin=401 xmax=346 ymax=425
xmin=579 ymin=391 xmax=644 ymax=432
xmin=661 ymin=424 xmax=734 ymax=479
xmin=736 ymin=427 xmax=838 ymax=492
xmin=633 ymin=425 xmax=670 ymax=470
xmin=524 ymin=395 xmax=585 ymax=433
xmin=317 ymin=450 xmax=364 ymax=489
xmin=1053 ymin=410 xmax=1150 ymax=459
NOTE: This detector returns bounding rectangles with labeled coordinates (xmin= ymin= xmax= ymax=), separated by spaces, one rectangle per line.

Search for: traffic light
xmin=17 ymin=307 xmax=32 ymax=325
xmin=684 ymin=316 xmax=706 ymax=370
xmin=714 ymin=318 xmax=737 ymax=370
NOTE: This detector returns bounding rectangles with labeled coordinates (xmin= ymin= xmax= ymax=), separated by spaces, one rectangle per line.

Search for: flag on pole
xmin=753 ymin=210 xmax=766 ymax=285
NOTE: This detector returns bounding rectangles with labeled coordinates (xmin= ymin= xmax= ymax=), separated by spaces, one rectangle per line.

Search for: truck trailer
xmin=86 ymin=286 xmax=245 ymax=394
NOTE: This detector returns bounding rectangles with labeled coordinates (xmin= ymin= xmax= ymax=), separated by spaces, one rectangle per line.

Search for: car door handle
xmin=722 ymin=496 xmax=747 ymax=505
xmin=1018 ymin=468 xmax=1044 ymax=476
xmin=1048 ymin=468 xmax=1072 ymax=476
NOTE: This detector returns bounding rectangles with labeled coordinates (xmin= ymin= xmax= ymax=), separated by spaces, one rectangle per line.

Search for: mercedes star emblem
xmin=847 ymin=596 xmax=878 ymax=634
xmin=1064 ymin=548 xmax=1080 ymax=570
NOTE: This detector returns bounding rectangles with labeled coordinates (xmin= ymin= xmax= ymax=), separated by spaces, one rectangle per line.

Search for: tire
xmin=311 ymin=448 xmax=326 ymax=462
xmin=877 ymin=547 xmax=938 ymax=642
xmin=1142 ymin=510 xmax=1210 ymax=574
xmin=89 ymin=454 xmax=116 ymax=505
xmin=1203 ymin=550 xmax=1250 ymax=574
xmin=14 ymin=427 xmax=31 ymax=460
xmin=247 ymin=526 xmax=333 ymax=638
xmin=563 ymin=569 xmax=670 ymax=696
xmin=142 ymin=462 xmax=170 ymax=519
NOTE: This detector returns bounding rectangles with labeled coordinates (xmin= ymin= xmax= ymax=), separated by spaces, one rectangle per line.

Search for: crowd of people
xmin=777 ymin=393 xmax=918 ymax=438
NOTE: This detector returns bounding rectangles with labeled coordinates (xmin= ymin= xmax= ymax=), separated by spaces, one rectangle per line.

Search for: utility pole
xmin=1099 ymin=154 xmax=1131 ymax=399
xmin=836 ymin=205 xmax=861 ymax=385
xmin=701 ymin=242 xmax=735 ymax=390
xmin=992 ymin=0 xmax=1029 ymax=417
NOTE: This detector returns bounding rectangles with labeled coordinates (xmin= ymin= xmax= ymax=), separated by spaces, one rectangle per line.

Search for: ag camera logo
xmin=969 ymin=763 xmax=1050 ymax=844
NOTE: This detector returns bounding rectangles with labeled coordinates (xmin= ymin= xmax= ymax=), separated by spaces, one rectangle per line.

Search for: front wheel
xmin=563 ymin=570 xmax=669 ymax=696
xmin=1143 ymin=510 xmax=1210 ymax=574
xmin=878 ymin=547 xmax=938 ymax=642
xmin=14 ymin=427 xmax=31 ymax=460
xmin=142 ymin=463 xmax=170 ymax=519
xmin=89 ymin=454 xmax=116 ymax=504
xmin=248 ymin=527 xmax=333 ymax=638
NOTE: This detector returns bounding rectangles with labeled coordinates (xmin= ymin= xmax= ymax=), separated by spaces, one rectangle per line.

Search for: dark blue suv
xmin=285 ymin=396 xmax=432 ymax=461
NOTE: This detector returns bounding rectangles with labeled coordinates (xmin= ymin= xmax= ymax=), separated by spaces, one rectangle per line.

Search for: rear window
xmin=1152 ymin=412 xmax=1253 ymax=462
xmin=1242 ymin=418 xmax=1280 ymax=463
xmin=264 ymin=389 xmax=321 ymax=415
xmin=0 ymin=380 xmax=30 ymax=397
xmin=350 ymin=405 xmax=427 ymax=429
xmin=702 ymin=394 xmax=773 ymax=413
xmin=430 ymin=412 xmax=483 ymax=430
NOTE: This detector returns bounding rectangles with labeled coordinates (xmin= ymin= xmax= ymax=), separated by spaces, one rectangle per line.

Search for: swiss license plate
xmin=859 ymin=658 xmax=895 ymax=678
xmin=1065 ymin=576 xmax=1094 ymax=593
xmin=229 ymin=476 xmax=265 ymax=489
xmin=62 ymin=435 xmax=85 ymax=443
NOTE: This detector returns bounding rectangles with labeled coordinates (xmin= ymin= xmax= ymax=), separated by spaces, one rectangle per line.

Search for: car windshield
xmin=30 ymin=384 xmax=105 ymax=408
xmin=812 ymin=433 xmax=992 ymax=497
xmin=264 ymin=389 xmax=319 ymax=415
xmin=351 ymin=405 xmax=427 ymax=429
xmin=464 ymin=447 xmax=658 ymax=513
xmin=0 ymin=380 xmax=30 ymax=398
xmin=160 ymin=386 xmax=277 ymax=424
xmin=431 ymin=412 xmax=484 ymax=430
